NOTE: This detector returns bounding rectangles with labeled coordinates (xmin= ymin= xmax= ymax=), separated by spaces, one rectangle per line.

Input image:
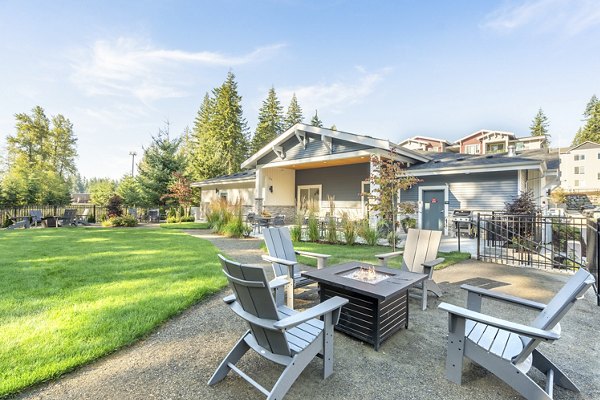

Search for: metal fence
xmin=475 ymin=213 xmax=599 ymax=306
xmin=0 ymin=205 xmax=107 ymax=224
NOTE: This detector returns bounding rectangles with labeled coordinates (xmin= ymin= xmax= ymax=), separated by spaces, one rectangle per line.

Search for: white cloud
xmin=70 ymin=37 xmax=285 ymax=102
xmin=482 ymin=0 xmax=600 ymax=35
xmin=280 ymin=67 xmax=390 ymax=114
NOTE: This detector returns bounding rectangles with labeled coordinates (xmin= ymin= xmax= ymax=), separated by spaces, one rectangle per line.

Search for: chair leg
xmin=208 ymin=332 xmax=251 ymax=385
xmin=322 ymin=314 xmax=334 ymax=378
xmin=422 ymin=281 xmax=428 ymax=311
xmin=269 ymin=339 xmax=322 ymax=400
xmin=425 ymin=279 xmax=443 ymax=297
xmin=532 ymin=349 xmax=580 ymax=392
xmin=445 ymin=314 xmax=466 ymax=385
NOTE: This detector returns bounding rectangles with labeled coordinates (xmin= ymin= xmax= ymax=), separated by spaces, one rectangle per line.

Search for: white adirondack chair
xmin=262 ymin=227 xmax=331 ymax=308
xmin=439 ymin=268 xmax=596 ymax=400
xmin=208 ymin=254 xmax=348 ymax=400
xmin=375 ymin=228 xmax=444 ymax=310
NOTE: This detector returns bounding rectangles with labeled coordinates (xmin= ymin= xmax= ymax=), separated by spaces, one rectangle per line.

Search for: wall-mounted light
xmin=215 ymin=188 xmax=219 ymax=193
xmin=269 ymin=185 xmax=273 ymax=193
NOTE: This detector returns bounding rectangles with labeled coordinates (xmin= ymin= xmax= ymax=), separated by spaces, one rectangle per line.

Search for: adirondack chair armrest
xmin=438 ymin=303 xmax=559 ymax=341
xmin=460 ymin=284 xmax=547 ymax=310
xmin=274 ymin=296 xmax=349 ymax=330
xmin=374 ymin=251 xmax=403 ymax=261
xmin=261 ymin=255 xmax=299 ymax=267
xmin=295 ymin=250 xmax=331 ymax=260
xmin=422 ymin=257 xmax=445 ymax=269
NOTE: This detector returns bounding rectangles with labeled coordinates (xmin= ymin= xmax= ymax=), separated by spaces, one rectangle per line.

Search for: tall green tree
xmin=136 ymin=126 xmax=185 ymax=206
xmin=1 ymin=106 xmax=77 ymax=206
xmin=251 ymin=87 xmax=284 ymax=153
xmin=116 ymin=175 xmax=143 ymax=208
xmin=284 ymin=93 xmax=303 ymax=130
xmin=529 ymin=108 xmax=549 ymax=137
xmin=211 ymin=71 xmax=249 ymax=175
xmin=89 ymin=178 xmax=116 ymax=207
xmin=573 ymin=95 xmax=600 ymax=145
xmin=310 ymin=110 xmax=323 ymax=128
xmin=188 ymin=93 xmax=222 ymax=181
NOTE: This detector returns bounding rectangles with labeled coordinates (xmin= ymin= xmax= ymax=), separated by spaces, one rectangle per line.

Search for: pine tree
xmin=310 ymin=110 xmax=323 ymax=128
xmin=136 ymin=126 xmax=185 ymax=206
xmin=211 ymin=72 xmax=249 ymax=175
xmin=529 ymin=108 xmax=549 ymax=137
xmin=572 ymin=96 xmax=600 ymax=145
xmin=251 ymin=87 xmax=284 ymax=153
xmin=188 ymin=93 xmax=223 ymax=180
xmin=284 ymin=93 xmax=303 ymax=130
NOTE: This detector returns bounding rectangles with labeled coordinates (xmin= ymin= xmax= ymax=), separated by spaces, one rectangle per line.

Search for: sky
xmin=1 ymin=0 xmax=599 ymax=179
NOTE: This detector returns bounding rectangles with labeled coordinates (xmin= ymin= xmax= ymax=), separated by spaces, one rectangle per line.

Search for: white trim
xmin=407 ymin=161 xmax=541 ymax=176
xmin=454 ymin=129 xmax=515 ymax=144
xmin=297 ymin=184 xmax=322 ymax=213
xmin=258 ymin=148 xmax=415 ymax=169
xmin=418 ymin=185 xmax=449 ymax=235
xmin=192 ymin=177 xmax=255 ymax=187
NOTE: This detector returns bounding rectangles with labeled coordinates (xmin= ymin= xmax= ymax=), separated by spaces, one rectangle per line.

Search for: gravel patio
xmin=14 ymin=231 xmax=600 ymax=400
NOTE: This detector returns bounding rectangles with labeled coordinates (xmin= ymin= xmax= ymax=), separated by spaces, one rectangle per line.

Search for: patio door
xmin=297 ymin=185 xmax=322 ymax=214
xmin=422 ymin=189 xmax=445 ymax=231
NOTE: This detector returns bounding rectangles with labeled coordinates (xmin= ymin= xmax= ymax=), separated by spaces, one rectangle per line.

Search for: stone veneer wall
xmin=263 ymin=206 xmax=296 ymax=224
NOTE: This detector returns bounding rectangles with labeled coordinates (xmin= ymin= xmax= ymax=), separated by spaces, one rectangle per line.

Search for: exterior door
xmin=422 ymin=189 xmax=444 ymax=231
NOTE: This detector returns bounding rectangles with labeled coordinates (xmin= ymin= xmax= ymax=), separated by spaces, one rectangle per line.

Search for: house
xmin=192 ymin=124 xmax=556 ymax=233
xmin=559 ymin=141 xmax=600 ymax=192
xmin=452 ymin=129 xmax=548 ymax=155
xmin=398 ymin=136 xmax=450 ymax=152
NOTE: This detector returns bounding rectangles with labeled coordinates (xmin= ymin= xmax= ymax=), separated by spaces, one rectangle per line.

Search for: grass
xmin=0 ymin=228 xmax=225 ymax=397
xmin=287 ymin=241 xmax=471 ymax=269
xmin=159 ymin=222 xmax=210 ymax=229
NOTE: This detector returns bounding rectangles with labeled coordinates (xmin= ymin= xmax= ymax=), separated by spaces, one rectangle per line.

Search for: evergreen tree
xmin=573 ymin=96 xmax=600 ymax=145
xmin=117 ymin=175 xmax=143 ymax=208
xmin=529 ymin=108 xmax=549 ymax=137
xmin=89 ymin=178 xmax=116 ymax=207
xmin=211 ymin=72 xmax=249 ymax=175
xmin=284 ymin=93 xmax=303 ymax=130
xmin=188 ymin=93 xmax=222 ymax=181
xmin=251 ymin=87 xmax=284 ymax=153
xmin=136 ymin=126 xmax=185 ymax=206
xmin=310 ymin=110 xmax=323 ymax=128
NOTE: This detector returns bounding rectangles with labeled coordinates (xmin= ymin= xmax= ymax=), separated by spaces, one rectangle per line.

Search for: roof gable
xmin=455 ymin=129 xmax=515 ymax=144
xmin=568 ymin=141 xmax=600 ymax=151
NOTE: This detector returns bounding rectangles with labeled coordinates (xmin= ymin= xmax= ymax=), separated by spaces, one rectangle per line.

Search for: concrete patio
xmin=14 ymin=232 xmax=600 ymax=400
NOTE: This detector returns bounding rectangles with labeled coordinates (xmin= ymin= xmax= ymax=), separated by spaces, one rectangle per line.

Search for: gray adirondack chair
xmin=438 ymin=268 xmax=595 ymax=400
xmin=30 ymin=210 xmax=43 ymax=227
xmin=262 ymin=227 xmax=331 ymax=308
xmin=375 ymin=228 xmax=444 ymax=310
xmin=58 ymin=209 xmax=77 ymax=226
xmin=208 ymin=254 xmax=348 ymax=400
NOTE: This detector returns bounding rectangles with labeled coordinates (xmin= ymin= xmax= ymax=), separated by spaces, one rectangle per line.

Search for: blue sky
xmin=1 ymin=0 xmax=599 ymax=179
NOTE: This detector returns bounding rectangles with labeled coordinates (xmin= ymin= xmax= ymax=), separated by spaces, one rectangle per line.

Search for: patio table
xmin=302 ymin=262 xmax=427 ymax=350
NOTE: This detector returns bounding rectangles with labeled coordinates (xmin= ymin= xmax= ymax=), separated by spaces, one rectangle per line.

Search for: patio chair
xmin=148 ymin=209 xmax=160 ymax=223
xmin=75 ymin=208 xmax=90 ymax=225
xmin=208 ymin=254 xmax=348 ymax=400
xmin=272 ymin=214 xmax=285 ymax=227
xmin=58 ymin=209 xmax=77 ymax=227
xmin=438 ymin=268 xmax=595 ymax=400
xmin=5 ymin=212 xmax=30 ymax=229
xmin=375 ymin=228 xmax=444 ymax=310
xmin=30 ymin=210 xmax=43 ymax=227
xmin=262 ymin=227 xmax=331 ymax=308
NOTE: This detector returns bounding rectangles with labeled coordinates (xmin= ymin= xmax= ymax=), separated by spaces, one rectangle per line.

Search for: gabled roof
xmin=241 ymin=123 xmax=430 ymax=168
xmin=398 ymin=136 xmax=451 ymax=146
xmin=191 ymin=169 xmax=256 ymax=187
xmin=567 ymin=141 xmax=600 ymax=152
xmin=455 ymin=129 xmax=515 ymax=144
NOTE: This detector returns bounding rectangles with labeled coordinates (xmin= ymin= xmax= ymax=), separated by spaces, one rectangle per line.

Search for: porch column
xmin=369 ymin=158 xmax=379 ymax=228
xmin=255 ymin=167 xmax=264 ymax=213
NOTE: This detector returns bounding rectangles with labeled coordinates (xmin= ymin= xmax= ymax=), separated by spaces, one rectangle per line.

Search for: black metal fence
xmin=475 ymin=213 xmax=599 ymax=306
xmin=0 ymin=205 xmax=107 ymax=224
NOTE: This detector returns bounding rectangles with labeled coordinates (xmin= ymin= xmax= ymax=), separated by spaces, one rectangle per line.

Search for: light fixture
xmin=269 ymin=185 xmax=273 ymax=193
xmin=215 ymin=189 xmax=219 ymax=193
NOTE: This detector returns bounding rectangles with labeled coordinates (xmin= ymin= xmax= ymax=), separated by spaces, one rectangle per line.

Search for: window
xmin=597 ymin=173 xmax=600 ymax=180
xmin=465 ymin=144 xmax=480 ymax=154
xmin=574 ymin=154 xmax=585 ymax=161
xmin=574 ymin=180 xmax=580 ymax=187
xmin=219 ymin=191 xmax=228 ymax=200
xmin=486 ymin=142 xmax=505 ymax=154
xmin=598 ymin=153 xmax=600 ymax=159
xmin=574 ymin=166 xmax=585 ymax=174
xmin=515 ymin=142 xmax=525 ymax=151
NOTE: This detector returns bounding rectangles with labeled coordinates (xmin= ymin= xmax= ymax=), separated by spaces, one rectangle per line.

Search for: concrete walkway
xmin=14 ymin=230 xmax=600 ymax=400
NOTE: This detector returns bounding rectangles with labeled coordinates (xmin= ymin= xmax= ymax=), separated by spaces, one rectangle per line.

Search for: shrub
xmin=290 ymin=214 xmax=303 ymax=242
xmin=307 ymin=212 xmax=320 ymax=242
xmin=101 ymin=215 xmax=138 ymax=227
xmin=358 ymin=219 xmax=378 ymax=246
xmin=87 ymin=215 xmax=96 ymax=224
xmin=223 ymin=204 xmax=245 ymax=238
xmin=106 ymin=195 xmax=123 ymax=217
xmin=401 ymin=217 xmax=416 ymax=232
xmin=341 ymin=213 xmax=356 ymax=246
xmin=180 ymin=215 xmax=195 ymax=222
xmin=206 ymin=199 xmax=234 ymax=233
xmin=166 ymin=216 xmax=179 ymax=224
xmin=2 ymin=216 xmax=12 ymax=228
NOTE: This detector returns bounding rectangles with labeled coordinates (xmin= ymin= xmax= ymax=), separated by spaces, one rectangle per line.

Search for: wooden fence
xmin=0 ymin=205 xmax=107 ymax=224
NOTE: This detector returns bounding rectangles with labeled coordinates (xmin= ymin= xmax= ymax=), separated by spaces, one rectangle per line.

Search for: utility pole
xmin=129 ymin=151 xmax=137 ymax=176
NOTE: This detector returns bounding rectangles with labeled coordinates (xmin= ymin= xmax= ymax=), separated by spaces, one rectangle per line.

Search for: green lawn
xmin=288 ymin=241 xmax=471 ymax=269
xmin=0 ymin=228 xmax=225 ymax=396
xmin=159 ymin=222 xmax=210 ymax=229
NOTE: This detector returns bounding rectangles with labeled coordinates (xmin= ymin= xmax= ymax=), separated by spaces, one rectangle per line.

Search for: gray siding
xmin=401 ymin=171 xmax=518 ymax=211
xmin=257 ymin=132 xmax=371 ymax=165
xmin=296 ymin=163 xmax=370 ymax=202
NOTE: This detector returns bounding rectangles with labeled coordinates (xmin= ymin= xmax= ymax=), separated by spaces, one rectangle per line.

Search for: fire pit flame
xmin=342 ymin=265 xmax=392 ymax=284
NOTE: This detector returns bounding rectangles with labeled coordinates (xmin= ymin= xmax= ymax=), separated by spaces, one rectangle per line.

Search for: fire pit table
xmin=302 ymin=262 xmax=427 ymax=350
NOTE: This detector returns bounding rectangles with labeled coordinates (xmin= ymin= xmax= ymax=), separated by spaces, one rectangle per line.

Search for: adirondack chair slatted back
xmin=30 ymin=210 xmax=43 ymax=224
xmin=218 ymin=255 xmax=291 ymax=356
xmin=264 ymin=227 xmax=299 ymax=277
xmin=402 ymin=229 xmax=442 ymax=273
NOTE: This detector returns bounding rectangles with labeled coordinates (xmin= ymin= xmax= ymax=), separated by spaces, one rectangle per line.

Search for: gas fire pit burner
xmin=340 ymin=266 xmax=393 ymax=284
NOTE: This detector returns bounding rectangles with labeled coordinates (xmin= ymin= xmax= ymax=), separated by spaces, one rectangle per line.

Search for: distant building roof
xmin=406 ymin=151 xmax=542 ymax=175
xmin=192 ymin=169 xmax=256 ymax=187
